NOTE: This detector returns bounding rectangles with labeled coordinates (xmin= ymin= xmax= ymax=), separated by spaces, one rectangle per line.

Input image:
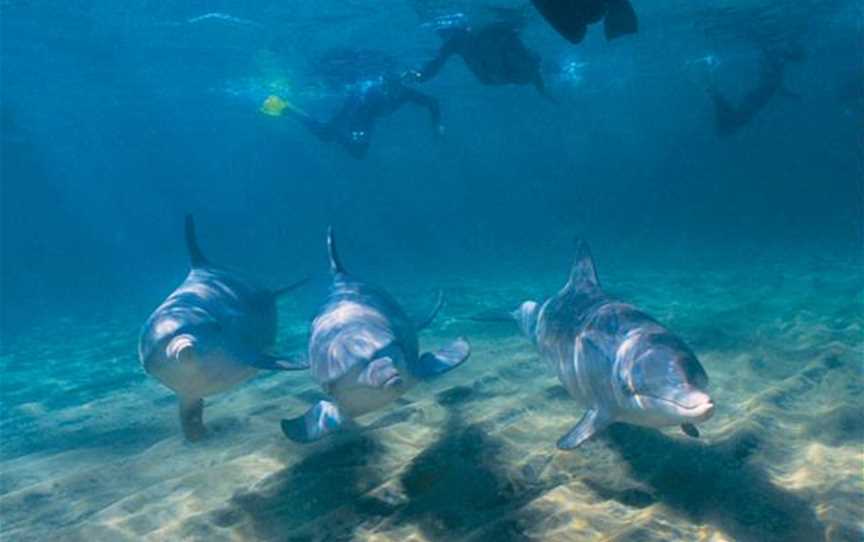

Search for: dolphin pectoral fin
xmin=281 ymin=400 xmax=346 ymax=443
xmin=179 ymin=396 xmax=206 ymax=442
xmin=413 ymin=337 xmax=471 ymax=379
xmin=557 ymin=408 xmax=610 ymax=450
xmin=604 ymin=0 xmax=638 ymax=40
xmin=248 ymin=353 xmax=310 ymax=371
xmin=681 ymin=423 xmax=700 ymax=438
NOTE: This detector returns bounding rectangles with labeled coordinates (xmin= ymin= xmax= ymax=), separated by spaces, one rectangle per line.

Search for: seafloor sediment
xmin=1 ymin=255 xmax=862 ymax=542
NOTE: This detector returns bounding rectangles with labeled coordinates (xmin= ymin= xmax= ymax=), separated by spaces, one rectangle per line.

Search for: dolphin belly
xmin=152 ymin=351 xmax=258 ymax=398
xmin=327 ymin=378 xmax=405 ymax=417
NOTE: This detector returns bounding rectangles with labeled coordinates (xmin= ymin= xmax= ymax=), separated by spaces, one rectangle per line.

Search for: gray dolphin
xmin=512 ymin=239 xmax=714 ymax=449
xmin=281 ymin=228 xmax=471 ymax=443
xmin=139 ymin=215 xmax=309 ymax=441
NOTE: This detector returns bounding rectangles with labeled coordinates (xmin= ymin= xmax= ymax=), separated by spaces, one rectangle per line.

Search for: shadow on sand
xmin=183 ymin=409 xmax=558 ymax=541
xmin=600 ymin=425 xmax=827 ymax=542
xmin=388 ymin=412 xmax=560 ymax=542
xmin=195 ymin=434 xmax=394 ymax=541
xmin=182 ymin=388 xmax=830 ymax=541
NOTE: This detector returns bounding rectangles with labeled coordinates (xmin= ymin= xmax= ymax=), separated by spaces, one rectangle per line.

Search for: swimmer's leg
xmin=403 ymin=88 xmax=444 ymax=134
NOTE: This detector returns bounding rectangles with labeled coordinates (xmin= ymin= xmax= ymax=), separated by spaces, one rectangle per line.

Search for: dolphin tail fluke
xmin=604 ymin=0 xmax=638 ymax=41
xmin=557 ymin=408 xmax=611 ymax=450
xmin=413 ymin=337 xmax=471 ymax=379
xmin=326 ymin=227 xmax=346 ymax=275
xmin=273 ymin=276 xmax=310 ymax=297
xmin=249 ymin=352 xmax=309 ymax=371
xmin=281 ymin=400 xmax=346 ymax=443
xmin=416 ymin=290 xmax=445 ymax=330
xmin=184 ymin=215 xmax=210 ymax=269
xmin=179 ymin=396 xmax=207 ymax=442
xmin=565 ymin=238 xmax=600 ymax=292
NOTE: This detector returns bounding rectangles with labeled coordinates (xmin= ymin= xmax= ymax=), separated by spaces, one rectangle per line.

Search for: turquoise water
xmin=2 ymin=1 xmax=863 ymax=541
xmin=2 ymin=247 xmax=861 ymax=540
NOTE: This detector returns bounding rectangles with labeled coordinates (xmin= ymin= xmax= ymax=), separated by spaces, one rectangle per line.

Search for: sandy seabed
xmin=1 ymin=255 xmax=862 ymax=542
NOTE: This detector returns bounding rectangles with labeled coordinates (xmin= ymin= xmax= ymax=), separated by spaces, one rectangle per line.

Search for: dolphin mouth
xmin=679 ymin=399 xmax=714 ymax=418
xmin=382 ymin=374 xmax=403 ymax=388
xmin=636 ymin=393 xmax=715 ymax=419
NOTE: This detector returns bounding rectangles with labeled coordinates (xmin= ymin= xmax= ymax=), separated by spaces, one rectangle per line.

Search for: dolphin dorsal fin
xmin=416 ymin=290 xmax=445 ymax=330
xmin=564 ymin=238 xmax=600 ymax=292
xmin=184 ymin=214 xmax=210 ymax=269
xmin=326 ymin=226 xmax=346 ymax=276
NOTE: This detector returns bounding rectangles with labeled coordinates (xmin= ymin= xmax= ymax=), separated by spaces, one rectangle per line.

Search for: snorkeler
xmin=261 ymin=73 xmax=443 ymax=159
xmin=531 ymin=0 xmax=638 ymax=44
xmin=410 ymin=18 xmax=549 ymax=97
xmin=708 ymin=46 xmax=805 ymax=136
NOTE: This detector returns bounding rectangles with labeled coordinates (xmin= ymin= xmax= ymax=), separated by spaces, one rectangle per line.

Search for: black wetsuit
xmin=710 ymin=50 xmax=803 ymax=136
xmin=415 ymin=23 xmax=547 ymax=96
xmin=532 ymin=0 xmax=637 ymax=44
xmin=290 ymin=76 xmax=441 ymax=159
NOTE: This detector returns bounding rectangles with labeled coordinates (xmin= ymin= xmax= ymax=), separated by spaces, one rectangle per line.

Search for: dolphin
xmin=281 ymin=228 xmax=471 ymax=443
xmin=138 ymin=215 xmax=309 ymax=441
xmin=511 ymin=239 xmax=714 ymax=449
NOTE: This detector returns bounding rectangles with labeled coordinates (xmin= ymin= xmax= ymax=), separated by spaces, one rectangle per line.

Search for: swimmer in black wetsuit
xmin=708 ymin=46 xmax=805 ymax=136
xmin=267 ymin=73 xmax=442 ymax=160
xmin=532 ymin=0 xmax=638 ymax=44
xmin=411 ymin=20 xmax=548 ymax=97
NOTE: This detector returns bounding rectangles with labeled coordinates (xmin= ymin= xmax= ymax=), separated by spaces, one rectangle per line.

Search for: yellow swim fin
xmin=260 ymin=95 xmax=303 ymax=117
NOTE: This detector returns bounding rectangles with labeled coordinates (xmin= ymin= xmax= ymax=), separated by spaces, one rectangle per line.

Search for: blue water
xmin=1 ymin=1 xmax=862 ymax=541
